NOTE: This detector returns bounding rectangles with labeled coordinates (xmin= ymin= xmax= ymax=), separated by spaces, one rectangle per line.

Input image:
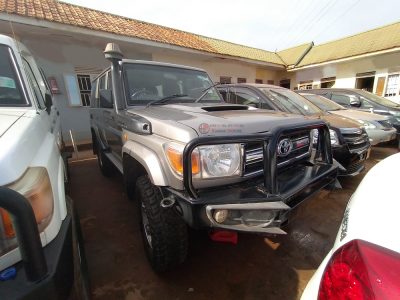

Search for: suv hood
xmin=330 ymin=109 xmax=388 ymax=122
xmin=131 ymin=104 xmax=313 ymax=136
xmin=0 ymin=110 xmax=26 ymax=137
xmin=319 ymin=113 xmax=362 ymax=130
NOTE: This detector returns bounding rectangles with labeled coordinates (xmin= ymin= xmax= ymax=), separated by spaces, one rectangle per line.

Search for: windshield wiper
xmin=146 ymin=94 xmax=188 ymax=108
xmin=194 ymin=82 xmax=221 ymax=103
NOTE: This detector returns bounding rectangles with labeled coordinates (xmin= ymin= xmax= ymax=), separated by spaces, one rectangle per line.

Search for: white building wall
xmin=152 ymin=52 xmax=280 ymax=84
xmin=288 ymin=51 xmax=400 ymax=103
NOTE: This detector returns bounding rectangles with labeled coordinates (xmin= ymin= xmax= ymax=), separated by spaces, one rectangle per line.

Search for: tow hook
xmin=160 ymin=197 xmax=175 ymax=208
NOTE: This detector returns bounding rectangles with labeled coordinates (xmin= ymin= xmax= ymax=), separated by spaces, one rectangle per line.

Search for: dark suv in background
xmin=217 ymin=84 xmax=370 ymax=176
xmin=306 ymin=88 xmax=400 ymax=136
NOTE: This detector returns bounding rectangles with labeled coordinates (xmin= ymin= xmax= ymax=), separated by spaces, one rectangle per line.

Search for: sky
xmin=62 ymin=0 xmax=400 ymax=51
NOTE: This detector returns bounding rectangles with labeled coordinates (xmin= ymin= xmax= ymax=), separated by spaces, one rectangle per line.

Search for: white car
xmin=301 ymin=153 xmax=400 ymax=299
xmin=301 ymin=93 xmax=397 ymax=145
xmin=0 ymin=34 xmax=88 ymax=298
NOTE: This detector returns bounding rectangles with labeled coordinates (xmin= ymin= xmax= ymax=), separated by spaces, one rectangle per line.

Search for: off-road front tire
xmin=96 ymin=142 xmax=114 ymax=177
xmin=136 ymin=175 xmax=188 ymax=272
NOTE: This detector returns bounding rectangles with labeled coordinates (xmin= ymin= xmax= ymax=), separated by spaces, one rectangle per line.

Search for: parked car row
xmin=217 ymin=84 xmax=386 ymax=176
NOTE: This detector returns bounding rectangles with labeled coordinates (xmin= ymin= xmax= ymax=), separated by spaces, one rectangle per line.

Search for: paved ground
xmin=68 ymin=145 xmax=398 ymax=300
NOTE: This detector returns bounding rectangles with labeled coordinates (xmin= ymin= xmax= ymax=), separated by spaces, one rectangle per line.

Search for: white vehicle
xmin=301 ymin=93 xmax=397 ymax=145
xmin=301 ymin=153 xmax=400 ymax=299
xmin=0 ymin=35 xmax=87 ymax=299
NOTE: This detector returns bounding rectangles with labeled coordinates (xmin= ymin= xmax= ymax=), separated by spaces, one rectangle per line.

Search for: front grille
xmin=341 ymin=129 xmax=369 ymax=151
xmin=378 ymin=120 xmax=394 ymax=129
xmin=244 ymin=130 xmax=311 ymax=176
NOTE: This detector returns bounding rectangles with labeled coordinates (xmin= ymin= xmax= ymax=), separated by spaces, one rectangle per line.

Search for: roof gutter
xmin=288 ymin=46 xmax=400 ymax=72
xmin=0 ymin=13 xmax=285 ymax=69
xmin=293 ymin=42 xmax=314 ymax=66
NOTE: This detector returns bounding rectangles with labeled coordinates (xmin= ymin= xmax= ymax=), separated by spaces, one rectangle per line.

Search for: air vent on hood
xmin=202 ymin=105 xmax=249 ymax=112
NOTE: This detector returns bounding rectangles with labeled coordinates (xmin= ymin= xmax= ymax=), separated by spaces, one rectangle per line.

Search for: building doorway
xmin=280 ymin=79 xmax=290 ymax=89
xmin=355 ymin=71 xmax=375 ymax=92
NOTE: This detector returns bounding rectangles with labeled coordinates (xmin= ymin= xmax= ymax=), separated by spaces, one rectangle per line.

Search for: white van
xmin=0 ymin=35 xmax=88 ymax=299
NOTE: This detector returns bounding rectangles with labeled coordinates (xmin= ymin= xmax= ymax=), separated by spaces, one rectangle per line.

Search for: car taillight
xmin=318 ymin=239 xmax=400 ymax=300
xmin=0 ymin=168 xmax=54 ymax=256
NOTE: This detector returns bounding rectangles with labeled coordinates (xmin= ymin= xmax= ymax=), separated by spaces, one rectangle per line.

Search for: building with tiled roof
xmin=293 ymin=21 xmax=400 ymax=69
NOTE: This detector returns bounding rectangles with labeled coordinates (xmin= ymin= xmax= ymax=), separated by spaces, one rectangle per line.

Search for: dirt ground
xmin=68 ymin=145 xmax=398 ymax=300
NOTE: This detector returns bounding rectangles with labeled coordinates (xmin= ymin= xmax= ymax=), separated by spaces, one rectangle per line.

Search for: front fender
xmin=122 ymin=140 xmax=168 ymax=186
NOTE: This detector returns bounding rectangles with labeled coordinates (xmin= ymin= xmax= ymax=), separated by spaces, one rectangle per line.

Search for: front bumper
xmin=166 ymin=162 xmax=337 ymax=234
xmin=332 ymin=143 xmax=369 ymax=176
xmin=367 ymin=128 xmax=397 ymax=146
xmin=0 ymin=188 xmax=75 ymax=300
xmin=166 ymin=121 xmax=338 ymax=234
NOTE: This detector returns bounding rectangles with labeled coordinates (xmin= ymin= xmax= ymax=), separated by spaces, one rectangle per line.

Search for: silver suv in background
xmin=307 ymin=88 xmax=400 ymax=137
xmin=299 ymin=93 xmax=397 ymax=146
xmin=90 ymin=43 xmax=338 ymax=272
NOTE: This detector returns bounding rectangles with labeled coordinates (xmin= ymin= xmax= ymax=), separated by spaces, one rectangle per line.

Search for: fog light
xmin=213 ymin=209 xmax=228 ymax=223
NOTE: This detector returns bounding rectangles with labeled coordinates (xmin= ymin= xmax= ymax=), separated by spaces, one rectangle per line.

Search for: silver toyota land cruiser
xmin=90 ymin=43 xmax=338 ymax=272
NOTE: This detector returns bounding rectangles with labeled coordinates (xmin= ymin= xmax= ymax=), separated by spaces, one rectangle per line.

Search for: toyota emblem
xmin=277 ymin=138 xmax=293 ymax=156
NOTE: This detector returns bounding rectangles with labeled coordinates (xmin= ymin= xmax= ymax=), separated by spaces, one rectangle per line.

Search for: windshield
xmin=357 ymin=90 xmax=400 ymax=108
xmin=123 ymin=63 xmax=222 ymax=106
xmin=260 ymin=88 xmax=322 ymax=115
xmin=0 ymin=45 xmax=26 ymax=106
xmin=302 ymin=94 xmax=345 ymax=111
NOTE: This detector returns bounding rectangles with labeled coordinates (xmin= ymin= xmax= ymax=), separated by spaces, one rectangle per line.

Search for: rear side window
xmin=228 ymin=87 xmax=262 ymax=107
xmin=0 ymin=45 xmax=26 ymax=106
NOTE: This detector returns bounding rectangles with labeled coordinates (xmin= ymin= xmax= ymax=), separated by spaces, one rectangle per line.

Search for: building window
xmin=355 ymin=71 xmax=375 ymax=93
xmin=77 ymin=74 xmax=92 ymax=106
xmin=220 ymin=76 xmax=232 ymax=84
xmin=298 ymin=81 xmax=313 ymax=90
xmin=267 ymin=80 xmax=274 ymax=85
xmin=385 ymin=74 xmax=400 ymax=97
xmin=237 ymin=77 xmax=247 ymax=83
xmin=255 ymin=79 xmax=263 ymax=84
xmin=320 ymin=77 xmax=336 ymax=88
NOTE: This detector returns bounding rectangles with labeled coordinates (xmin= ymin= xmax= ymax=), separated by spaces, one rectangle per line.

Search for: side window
xmin=228 ymin=87 xmax=261 ymax=107
xmin=330 ymin=93 xmax=351 ymax=106
xmin=90 ymin=79 xmax=98 ymax=108
xmin=98 ymin=73 xmax=113 ymax=109
xmin=99 ymin=74 xmax=106 ymax=90
xmin=22 ymin=58 xmax=46 ymax=109
xmin=359 ymin=96 xmax=374 ymax=109
xmin=218 ymin=88 xmax=228 ymax=101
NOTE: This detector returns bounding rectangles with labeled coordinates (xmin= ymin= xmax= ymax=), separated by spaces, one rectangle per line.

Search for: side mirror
xmin=44 ymin=93 xmax=53 ymax=114
xmin=350 ymin=98 xmax=361 ymax=107
xmin=99 ymin=89 xmax=113 ymax=109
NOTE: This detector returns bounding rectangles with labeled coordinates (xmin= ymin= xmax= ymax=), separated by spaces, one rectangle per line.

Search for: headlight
xmin=311 ymin=129 xmax=340 ymax=146
xmin=198 ymin=144 xmax=241 ymax=178
xmin=357 ymin=120 xmax=377 ymax=129
xmin=164 ymin=142 xmax=242 ymax=178
xmin=1 ymin=167 xmax=54 ymax=256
